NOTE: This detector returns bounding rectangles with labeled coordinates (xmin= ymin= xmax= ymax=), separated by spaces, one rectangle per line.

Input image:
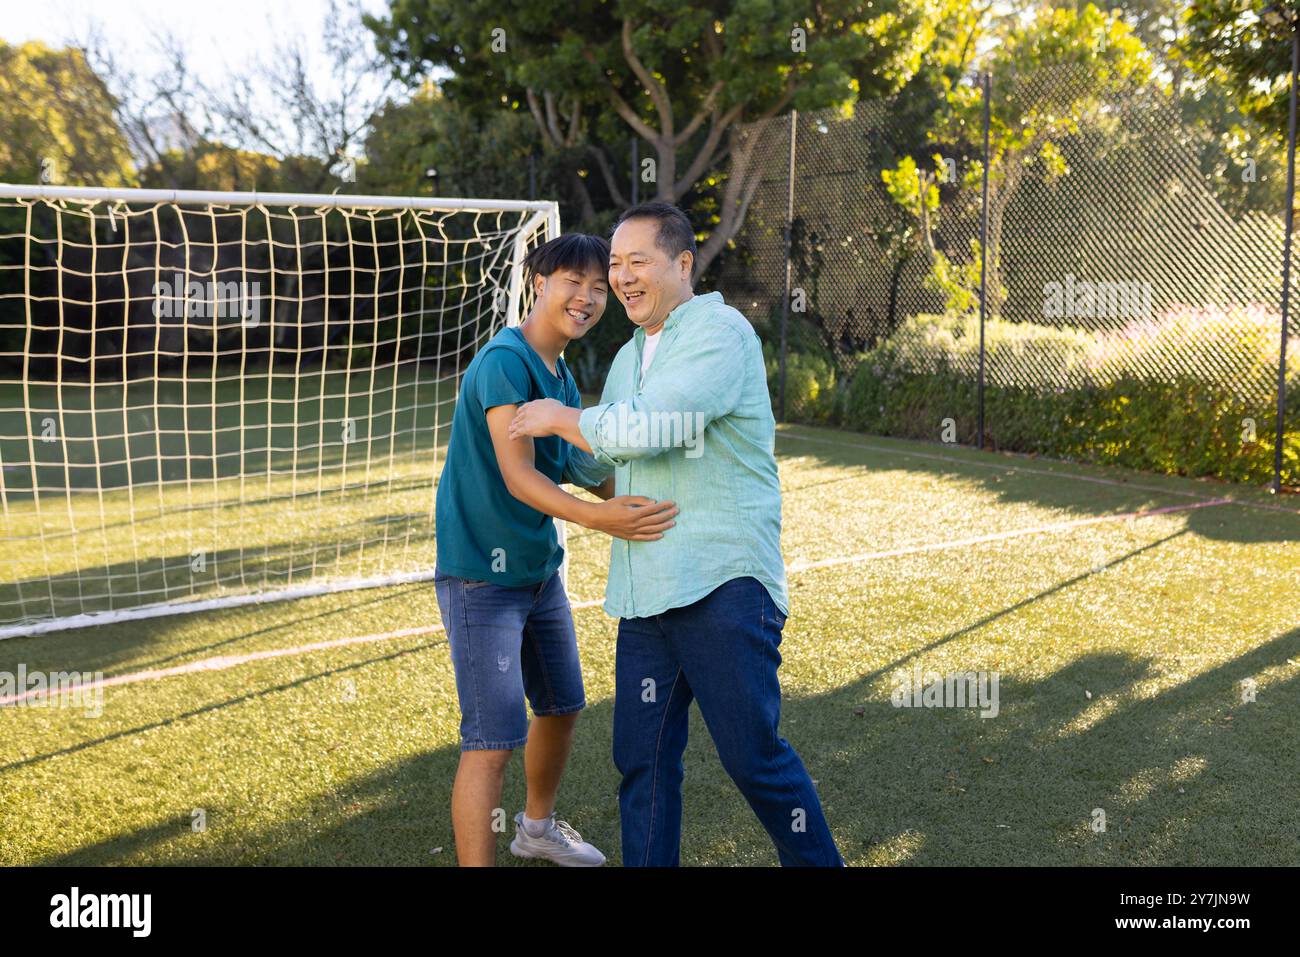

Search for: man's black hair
xmin=611 ymin=202 xmax=697 ymax=273
xmin=523 ymin=233 xmax=610 ymax=285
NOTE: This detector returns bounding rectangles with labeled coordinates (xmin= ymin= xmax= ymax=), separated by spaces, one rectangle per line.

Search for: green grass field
xmin=1 ymin=416 xmax=1298 ymax=866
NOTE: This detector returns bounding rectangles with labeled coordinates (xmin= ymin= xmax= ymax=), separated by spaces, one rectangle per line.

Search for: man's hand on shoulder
xmin=508 ymin=398 xmax=565 ymax=438
xmin=509 ymin=398 xmax=589 ymax=452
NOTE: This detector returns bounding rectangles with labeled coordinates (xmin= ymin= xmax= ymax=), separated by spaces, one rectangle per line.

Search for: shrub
xmin=825 ymin=310 xmax=1300 ymax=484
xmin=763 ymin=341 xmax=839 ymax=424
xmin=839 ymin=354 xmax=1298 ymax=484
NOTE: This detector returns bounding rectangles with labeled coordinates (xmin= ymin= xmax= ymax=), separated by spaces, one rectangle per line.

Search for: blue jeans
xmin=433 ymin=568 xmax=585 ymax=751
xmin=613 ymin=576 xmax=844 ymax=866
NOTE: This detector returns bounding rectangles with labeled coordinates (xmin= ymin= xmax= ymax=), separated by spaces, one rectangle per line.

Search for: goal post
xmin=0 ymin=184 xmax=561 ymax=639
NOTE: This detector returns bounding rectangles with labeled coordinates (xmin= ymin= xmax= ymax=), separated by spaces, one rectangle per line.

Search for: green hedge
xmin=763 ymin=341 xmax=838 ymax=425
xmin=771 ymin=311 xmax=1300 ymax=486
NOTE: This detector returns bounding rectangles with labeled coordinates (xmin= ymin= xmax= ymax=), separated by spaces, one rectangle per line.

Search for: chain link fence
xmin=718 ymin=64 xmax=1300 ymax=488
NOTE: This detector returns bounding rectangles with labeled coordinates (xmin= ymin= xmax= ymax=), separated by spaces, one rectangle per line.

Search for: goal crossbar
xmin=0 ymin=184 xmax=557 ymax=214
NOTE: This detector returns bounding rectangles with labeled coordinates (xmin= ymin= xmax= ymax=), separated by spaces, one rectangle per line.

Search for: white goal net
xmin=0 ymin=185 xmax=558 ymax=638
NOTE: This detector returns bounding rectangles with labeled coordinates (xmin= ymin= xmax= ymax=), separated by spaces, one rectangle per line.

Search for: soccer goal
xmin=0 ymin=185 xmax=559 ymax=639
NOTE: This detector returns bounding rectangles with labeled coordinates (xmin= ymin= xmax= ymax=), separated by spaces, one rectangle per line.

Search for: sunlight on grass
xmin=1 ymin=422 xmax=1297 ymax=865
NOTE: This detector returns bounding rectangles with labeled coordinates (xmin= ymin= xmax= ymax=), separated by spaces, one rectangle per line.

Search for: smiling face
xmin=532 ymin=264 xmax=608 ymax=340
xmin=608 ymin=217 xmax=694 ymax=335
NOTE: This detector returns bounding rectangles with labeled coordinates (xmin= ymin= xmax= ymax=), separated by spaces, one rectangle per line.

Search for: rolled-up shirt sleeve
xmin=562 ymin=446 xmax=614 ymax=487
xmin=578 ymin=324 xmax=746 ymax=467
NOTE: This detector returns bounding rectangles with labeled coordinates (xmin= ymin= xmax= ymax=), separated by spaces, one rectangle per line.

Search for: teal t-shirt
xmin=435 ymin=326 xmax=585 ymax=586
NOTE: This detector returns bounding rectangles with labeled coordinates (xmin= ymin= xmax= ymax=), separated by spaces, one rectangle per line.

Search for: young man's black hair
xmin=523 ymin=233 xmax=611 ymax=284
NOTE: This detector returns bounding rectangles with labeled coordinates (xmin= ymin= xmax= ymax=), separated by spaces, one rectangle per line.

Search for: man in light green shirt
xmin=518 ymin=289 xmax=787 ymax=619
xmin=509 ymin=202 xmax=842 ymax=866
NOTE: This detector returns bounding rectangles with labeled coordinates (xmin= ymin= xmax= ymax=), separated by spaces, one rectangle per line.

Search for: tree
xmin=81 ymin=30 xmax=331 ymax=194
xmin=1181 ymin=0 xmax=1295 ymax=217
xmin=194 ymin=0 xmax=396 ymax=193
xmin=140 ymin=143 xmax=283 ymax=192
xmin=367 ymin=0 xmax=936 ymax=277
xmin=360 ymin=80 xmax=545 ymax=200
xmin=865 ymin=0 xmax=990 ymax=330
xmin=883 ymin=3 xmax=1152 ymax=316
xmin=1185 ymin=0 xmax=1299 ymax=136
xmin=0 ymin=40 xmax=135 ymax=187
xmin=76 ymin=1 xmax=392 ymax=195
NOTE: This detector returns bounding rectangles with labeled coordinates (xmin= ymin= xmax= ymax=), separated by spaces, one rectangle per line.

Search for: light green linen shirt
xmin=572 ymin=290 xmax=788 ymax=620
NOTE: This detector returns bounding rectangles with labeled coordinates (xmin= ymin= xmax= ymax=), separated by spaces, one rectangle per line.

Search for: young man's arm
xmin=586 ymin=475 xmax=616 ymax=500
xmin=562 ymin=444 xmax=614 ymax=491
xmin=485 ymin=404 xmax=673 ymax=541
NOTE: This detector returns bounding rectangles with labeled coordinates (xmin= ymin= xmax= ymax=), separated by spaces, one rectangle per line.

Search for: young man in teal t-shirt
xmin=434 ymin=233 xmax=678 ymax=866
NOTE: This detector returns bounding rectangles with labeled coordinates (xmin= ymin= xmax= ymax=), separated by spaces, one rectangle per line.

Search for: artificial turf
xmin=1 ymin=422 xmax=1297 ymax=865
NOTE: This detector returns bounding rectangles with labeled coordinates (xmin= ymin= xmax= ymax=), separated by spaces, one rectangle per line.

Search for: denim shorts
xmin=433 ymin=568 xmax=586 ymax=751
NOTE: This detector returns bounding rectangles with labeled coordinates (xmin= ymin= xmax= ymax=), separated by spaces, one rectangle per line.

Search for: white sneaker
xmin=510 ymin=811 xmax=607 ymax=867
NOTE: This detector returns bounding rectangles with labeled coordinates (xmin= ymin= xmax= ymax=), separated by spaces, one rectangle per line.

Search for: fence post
xmin=780 ymin=110 xmax=797 ymax=423
xmin=1275 ymin=33 xmax=1298 ymax=494
xmin=977 ymin=70 xmax=991 ymax=453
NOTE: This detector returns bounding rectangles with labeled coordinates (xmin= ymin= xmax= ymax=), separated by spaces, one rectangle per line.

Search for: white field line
xmin=1 ymin=499 xmax=1231 ymax=705
xmin=776 ymin=429 xmax=1300 ymax=517
xmin=787 ymin=497 xmax=1230 ymax=572
xmin=4 ymin=431 xmax=1289 ymax=644
xmin=0 ymin=600 xmax=607 ymax=706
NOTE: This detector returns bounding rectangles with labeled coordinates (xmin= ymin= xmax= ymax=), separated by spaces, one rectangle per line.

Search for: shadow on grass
xmin=11 ymin=478 xmax=1296 ymax=866
xmin=29 ymin=594 xmax=1300 ymax=866
xmin=2 ymin=636 xmax=438 ymax=779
